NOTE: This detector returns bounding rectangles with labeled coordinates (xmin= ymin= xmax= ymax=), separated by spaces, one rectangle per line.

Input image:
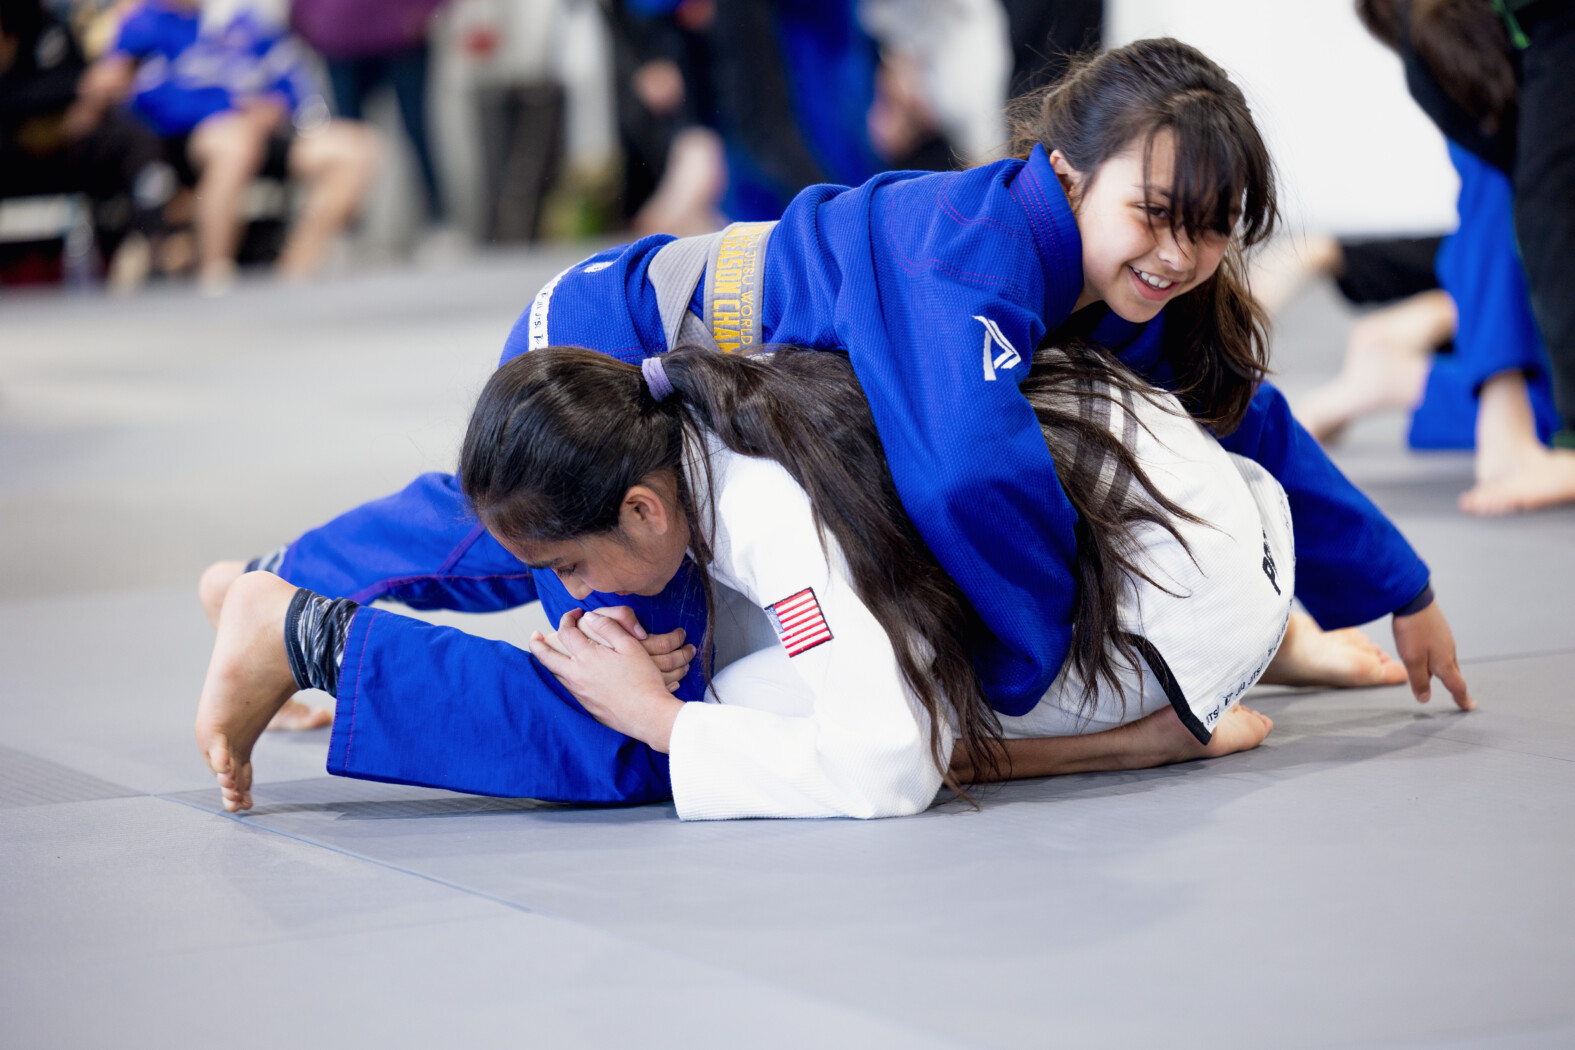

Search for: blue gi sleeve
xmin=1218 ymin=382 xmax=1432 ymax=626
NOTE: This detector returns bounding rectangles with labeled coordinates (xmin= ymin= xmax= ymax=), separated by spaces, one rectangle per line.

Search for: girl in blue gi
xmin=195 ymin=38 xmax=1473 ymax=814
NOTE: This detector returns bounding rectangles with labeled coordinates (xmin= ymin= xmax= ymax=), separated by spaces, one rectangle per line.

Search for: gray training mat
xmin=2 ymin=260 xmax=1571 ymax=1049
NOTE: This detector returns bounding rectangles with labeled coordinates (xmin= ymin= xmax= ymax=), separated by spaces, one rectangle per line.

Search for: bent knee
xmin=189 ymin=115 xmax=267 ymax=171
xmin=199 ymin=559 xmax=249 ymax=624
xmin=291 ymin=121 xmax=383 ymax=179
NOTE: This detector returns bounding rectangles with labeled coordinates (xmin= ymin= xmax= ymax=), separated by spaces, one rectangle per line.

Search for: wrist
xmin=1393 ymin=582 xmax=1435 ymax=619
xmin=630 ymin=686 xmax=685 ymax=754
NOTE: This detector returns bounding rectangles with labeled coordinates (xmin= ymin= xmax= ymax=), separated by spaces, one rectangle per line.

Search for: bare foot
xmin=198 ymin=559 xmax=248 ymax=627
xmin=1460 ymin=372 xmax=1575 ymax=515
xmin=193 ymin=571 xmax=299 ymax=812
xmin=1292 ymin=290 xmax=1449 ymax=444
xmin=267 ymin=698 xmax=334 ymax=731
xmin=199 ymin=560 xmax=333 ymax=731
xmin=1260 ymin=610 xmax=1408 ymax=689
xmin=1119 ymin=703 xmax=1274 ymax=767
xmin=1460 ymin=446 xmax=1575 ymax=515
xmin=1201 ymin=704 xmax=1275 ymax=759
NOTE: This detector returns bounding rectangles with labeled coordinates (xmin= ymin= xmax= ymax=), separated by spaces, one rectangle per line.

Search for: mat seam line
xmin=1458 ymin=644 xmax=1575 ymax=665
xmin=156 ymin=792 xmax=541 ymax=917
xmin=153 ymin=792 xmax=989 ymax=1049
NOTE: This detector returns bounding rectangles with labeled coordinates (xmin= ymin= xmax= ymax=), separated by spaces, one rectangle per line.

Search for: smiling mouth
xmin=1130 ymin=266 xmax=1177 ymax=290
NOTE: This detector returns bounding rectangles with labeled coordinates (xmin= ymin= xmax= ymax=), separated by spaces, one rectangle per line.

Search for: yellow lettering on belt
xmin=707 ymin=222 xmax=774 ymax=353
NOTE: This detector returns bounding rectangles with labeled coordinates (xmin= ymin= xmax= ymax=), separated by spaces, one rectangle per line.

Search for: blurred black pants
xmin=1514 ymin=1 xmax=1575 ymax=440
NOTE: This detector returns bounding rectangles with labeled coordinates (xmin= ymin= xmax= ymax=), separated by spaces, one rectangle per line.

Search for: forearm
xmin=954 ymin=711 xmax=1186 ymax=783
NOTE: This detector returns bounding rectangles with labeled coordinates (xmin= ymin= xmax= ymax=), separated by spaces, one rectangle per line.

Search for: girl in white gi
xmin=195 ymin=341 xmax=1435 ymax=819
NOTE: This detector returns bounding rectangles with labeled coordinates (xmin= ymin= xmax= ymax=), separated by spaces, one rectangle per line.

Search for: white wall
xmin=1108 ymin=0 xmax=1459 ymax=237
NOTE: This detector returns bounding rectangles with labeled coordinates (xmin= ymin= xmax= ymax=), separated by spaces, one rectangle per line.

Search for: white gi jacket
xmin=667 ymin=436 xmax=949 ymax=821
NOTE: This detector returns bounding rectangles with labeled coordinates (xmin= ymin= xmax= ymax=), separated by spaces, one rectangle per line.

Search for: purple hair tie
xmin=642 ymin=355 xmax=675 ymax=401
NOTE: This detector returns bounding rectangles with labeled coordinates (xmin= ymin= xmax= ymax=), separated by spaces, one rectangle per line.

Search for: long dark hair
xmin=1006 ymin=37 xmax=1277 ymax=434
xmin=1357 ymin=0 xmax=1517 ymax=139
xmin=1022 ymin=341 xmax=1203 ymax=715
xmin=459 ymin=345 xmax=1005 ymax=793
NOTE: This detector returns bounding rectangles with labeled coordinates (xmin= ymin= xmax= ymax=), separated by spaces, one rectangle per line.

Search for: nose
xmin=564 ymin=577 xmax=593 ymax=601
xmin=1156 ymin=226 xmax=1195 ymax=271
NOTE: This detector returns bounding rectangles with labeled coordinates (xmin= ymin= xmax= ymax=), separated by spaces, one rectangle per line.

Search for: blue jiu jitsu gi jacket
xmin=505 ymin=144 xmax=1431 ymax=717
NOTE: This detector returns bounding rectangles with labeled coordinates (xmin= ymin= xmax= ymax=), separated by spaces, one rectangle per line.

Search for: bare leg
xmin=1249 ymin=233 xmax=1342 ymax=316
xmin=952 ymin=704 xmax=1273 ymax=784
xmin=186 ymin=110 xmax=273 ymax=292
xmin=1293 ymin=290 xmax=1451 ymax=444
xmin=198 ymin=559 xmax=247 ymax=627
xmin=275 ymin=120 xmax=381 ymax=280
xmin=1459 ymin=370 xmax=1575 ymax=514
xmin=1259 ymin=610 xmax=1408 ymax=688
xmin=631 ymin=126 xmax=727 ymax=238
xmin=193 ymin=571 xmax=301 ymax=812
xmin=198 ymin=560 xmax=332 ymax=731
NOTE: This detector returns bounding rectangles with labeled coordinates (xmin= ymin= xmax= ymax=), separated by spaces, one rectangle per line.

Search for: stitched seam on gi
xmin=344 ymin=608 xmax=376 ymax=764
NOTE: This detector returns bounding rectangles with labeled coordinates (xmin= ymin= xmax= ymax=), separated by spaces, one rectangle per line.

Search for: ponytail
xmin=459 ymin=345 xmax=1004 ymax=794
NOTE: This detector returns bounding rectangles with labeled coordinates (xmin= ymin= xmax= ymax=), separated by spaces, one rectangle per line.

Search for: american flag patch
xmin=765 ymin=587 xmax=833 ymax=657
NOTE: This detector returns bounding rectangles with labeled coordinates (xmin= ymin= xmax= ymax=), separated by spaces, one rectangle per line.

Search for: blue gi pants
xmin=1410 ymin=143 xmax=1560 ymax=449
xmin=276 ymin=472 xmax=709 ymax=803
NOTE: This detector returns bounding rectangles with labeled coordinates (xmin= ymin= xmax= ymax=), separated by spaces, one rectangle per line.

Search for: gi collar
xmin=1006 ymin=143 xmax=1085 ymax=330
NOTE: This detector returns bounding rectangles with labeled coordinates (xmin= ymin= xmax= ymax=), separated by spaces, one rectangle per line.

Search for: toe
xmin=205 ymin=735 xmax=231 ymax=777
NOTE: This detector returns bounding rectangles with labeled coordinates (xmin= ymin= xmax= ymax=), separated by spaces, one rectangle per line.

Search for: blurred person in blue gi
xmin=1353 ymin=0 xmax=1575 ymax=513
xmin=77 ymin=0 xmax=380 ymax=290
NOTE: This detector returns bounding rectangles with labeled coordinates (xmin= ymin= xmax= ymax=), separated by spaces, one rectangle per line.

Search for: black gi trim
xmin=1126 ymin=633 xmax=1211 ymax=745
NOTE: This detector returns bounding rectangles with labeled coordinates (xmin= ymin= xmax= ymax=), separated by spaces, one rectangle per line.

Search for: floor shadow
xmin=959 ymin=703 xmax=1463 ymax=811
xmin=166 ymin=776 xmax=667 ymax=822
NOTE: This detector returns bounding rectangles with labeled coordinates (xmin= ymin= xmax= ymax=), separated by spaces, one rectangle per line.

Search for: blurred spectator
xmin=1002 ymin=0 xmax=1102 ymax=95
xmin=609 ymin=0 xmax=724 ymax=235
xmin=80 ymin=0 xmax=380 ymax=290
xmin=614 ymin=0 xmax=880 ymax=227
xmin=289 ymin=0 xmax=461 ymax=255
xmin=1258 ymin=149 xmax=1559 ymax=467
xmin=1357 ymin=0 xmax=1575 ymax=512
xmin=0 ymin=0 xmax=170 ymax=288
xmin=710 ymin=0 xmax=880 ymax=220
xmin=861 ymin=0 xmax=1011 ymax=167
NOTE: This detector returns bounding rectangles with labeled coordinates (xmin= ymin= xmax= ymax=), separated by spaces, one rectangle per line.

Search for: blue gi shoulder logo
xmin=974 ymin=315 xmax=1021 ymax=381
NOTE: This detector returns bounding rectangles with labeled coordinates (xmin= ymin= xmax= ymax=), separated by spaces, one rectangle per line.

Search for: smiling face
xmin=1054 ymin=130 xmax=1234 ymax=323
xmin=499 ymin=476 xmax=691 ymax=601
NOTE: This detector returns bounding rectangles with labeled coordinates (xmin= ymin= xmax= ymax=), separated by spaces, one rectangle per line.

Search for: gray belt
xmin=646 ymin=221 xmax=776 ymax=354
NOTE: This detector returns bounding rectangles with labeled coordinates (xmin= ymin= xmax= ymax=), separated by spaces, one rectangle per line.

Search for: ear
xmin=619 ymin=483 xmax=673 ymax=539
xmin=1048 ymin=149 xmax=1082 ymax=198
